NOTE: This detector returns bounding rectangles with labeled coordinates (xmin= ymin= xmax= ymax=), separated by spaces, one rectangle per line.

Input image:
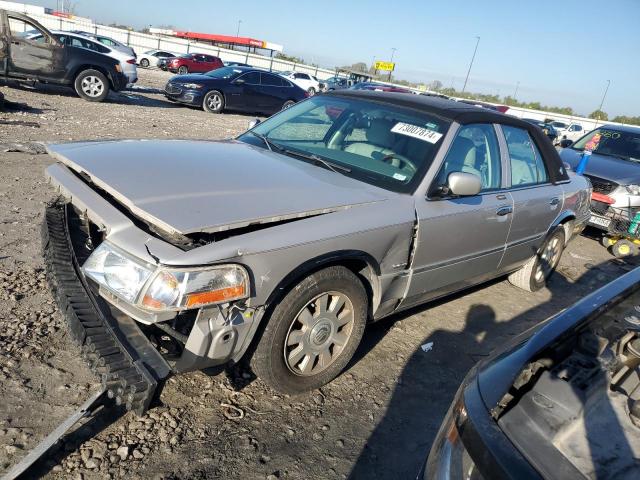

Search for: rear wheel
xmin=250 ymin=266 xmax=367 ymax=394
xmin=282 ymin=100 xmax=296 ymax=110
xmin=202 ymin=90 xmax=224 ymax=113
xmin=140 ymin=58 xmax=150 ymax=68
xmin=178 ymin=65 xmax=188 ymax=75
xmin=74 ymin=69 xmax=109 ymax=102
xmin=508 ymin=227 xmax=565 ymax=292
xmin=307 ymin=87 xmax=316 ymax=96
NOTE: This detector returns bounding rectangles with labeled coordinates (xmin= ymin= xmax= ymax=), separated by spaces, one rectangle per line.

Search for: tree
xmin=276 ymin=53 xmax=305 ymax=64
xmin=427 ymin=80 xmax=443 ymax=91
xmin=589 ymin=109 xmax=608 ymax=120
xmin=612 ymin=116 xmax=640 ymax=126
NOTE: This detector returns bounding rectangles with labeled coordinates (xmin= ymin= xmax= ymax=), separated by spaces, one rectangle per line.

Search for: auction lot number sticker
xmin=391 ymin=122 xmax=443 ymax=144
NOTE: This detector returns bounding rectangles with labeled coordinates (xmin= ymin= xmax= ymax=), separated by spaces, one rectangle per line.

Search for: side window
xmin=261 ymin=73 xmax=284 ymax=86
xmin=99 ymin=37 xmax=116 ymax=46
xmin=239 ymin=72 xmax=260 ymax=84
xmin=436 ymin=124 xmax=502 ymax=192
xmin=502 ymin=126 xmax=549 ymax=187
xmin=8 ymin=16 xmax=48 ymax=42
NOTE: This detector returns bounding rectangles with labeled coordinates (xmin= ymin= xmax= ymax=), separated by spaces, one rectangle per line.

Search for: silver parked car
xmin=42 ymin=92 xmax=590 ymax=411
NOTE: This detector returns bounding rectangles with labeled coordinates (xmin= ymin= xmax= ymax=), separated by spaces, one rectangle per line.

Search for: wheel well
xmin=557 ymin=214 xmax=576 ymax=245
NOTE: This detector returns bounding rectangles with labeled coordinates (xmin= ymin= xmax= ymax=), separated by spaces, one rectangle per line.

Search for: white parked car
xmin=278 ymin=71 xmax=321 ymax=95
xmin=137 ymin=49 xmax=177 ymax=68
xmin=550 ymin=121 xmax=585 ymax=144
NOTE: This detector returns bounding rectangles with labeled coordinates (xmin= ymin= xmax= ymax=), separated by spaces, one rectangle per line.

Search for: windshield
xmin=572 ymin=128 xmax=640 ymax=162
xmin=204 ymin=66 xmax=242 ymax=79
xmin=237 ymin=95 xmax=450 ymax=193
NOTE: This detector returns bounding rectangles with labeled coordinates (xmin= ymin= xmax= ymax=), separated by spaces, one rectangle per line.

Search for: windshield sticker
xmin=391 ymin=122 xmax=443 ymax=144
xmin=426 ymin=122 xmax=438 ymax=129
xmin=393 ymin=173 xmax=407 ymax=181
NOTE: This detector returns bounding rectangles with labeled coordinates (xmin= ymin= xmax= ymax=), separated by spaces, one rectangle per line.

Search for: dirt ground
xmin=0 ymin=68 xmax=634 ymax=480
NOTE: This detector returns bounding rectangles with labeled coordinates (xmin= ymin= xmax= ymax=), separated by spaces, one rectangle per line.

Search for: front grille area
xmin=585 ymin=174 xmax=618 ymax=195
xmin=165 ymin=83 xmax=182 ymax=95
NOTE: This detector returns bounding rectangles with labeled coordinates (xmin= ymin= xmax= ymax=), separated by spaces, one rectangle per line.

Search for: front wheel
xmin=178 ymin=66 xmax=188 ymax=75
xmin=508 ymin=226 xmax=566 ymax=292
xmin=74 ymin=69 xmax=110 ymax=102
xmin=202 ymin=90 xmax=224 ymax=113
xmin=307 ymin=87 xmax=316 ymax=96
xmin=250 ymin=266 xmax=368 ymax=394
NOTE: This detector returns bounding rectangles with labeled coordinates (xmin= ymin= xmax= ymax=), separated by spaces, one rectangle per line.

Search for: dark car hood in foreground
xmin=559 ymin=147 xmax=640 ymax=185
xmin=46 ymin=140 xmax=389 ymax=235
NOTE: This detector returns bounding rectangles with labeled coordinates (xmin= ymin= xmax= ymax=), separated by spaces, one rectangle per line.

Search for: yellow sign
xmin=374 ymin=61 xmax=395 ymax=72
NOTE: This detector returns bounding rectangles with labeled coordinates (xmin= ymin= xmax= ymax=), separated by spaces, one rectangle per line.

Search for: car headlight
xmin=425 ymin=402 xmax=484 ymax=480
xmin=626 ymin=184 xmax=640 ymax=195
xmin=181 ymin=83 xmax=203 ymax=89
xmin=82 ymin=242 xmax=249 ymax=311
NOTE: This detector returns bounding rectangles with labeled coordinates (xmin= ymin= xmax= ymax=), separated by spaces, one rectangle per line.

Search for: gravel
xmin=0 ymin=68 xmax=636 ymax=479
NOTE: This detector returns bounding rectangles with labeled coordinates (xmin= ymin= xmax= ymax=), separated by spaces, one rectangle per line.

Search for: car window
xmin=435 ymin=124 xmax=502 ymax=192
xmin=261 ymin=73 xmax=285 ymax=86
xmin=8 ymin=17 xmax=49 ymax=42
xmin=98 ymin=37 xmax=116 ymax=46
xmin=572 ymin=128 xmax=640 ymax=162
xmin=239 ymin=72 xmax=260 ymax=84
xmin=502 ymin=126 xmax=549 ymax=186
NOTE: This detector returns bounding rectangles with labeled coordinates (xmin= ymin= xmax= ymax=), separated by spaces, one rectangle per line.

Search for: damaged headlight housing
xmin=82 ymin=242 xmax=249 ymax=311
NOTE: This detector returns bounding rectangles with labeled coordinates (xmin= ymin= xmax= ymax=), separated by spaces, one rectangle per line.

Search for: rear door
xmin=497 ymin=125 xmax=562 ymax=272
xmin=402 ymin=123 xmax=513 ymax=307
xmin=259 ymin=72 xmax=288 ymax=112
xmin=6 ymin=13 xmax=65 ymax=79
xmin=229 ymin=71 xmax=261 ymax=110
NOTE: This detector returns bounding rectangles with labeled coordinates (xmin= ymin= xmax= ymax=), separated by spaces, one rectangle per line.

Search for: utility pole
xmin=388 ymin=47 xmax=396 ymax=81
xmin=234 ymin=20 xmax=242 ymax=50
xmin=513 ymin=81 xmax=520 ymax=102
xmin=597 ymin=79 xmax=611 ymax=121
xmin=462 ymin=36 xmax=480 ymax=93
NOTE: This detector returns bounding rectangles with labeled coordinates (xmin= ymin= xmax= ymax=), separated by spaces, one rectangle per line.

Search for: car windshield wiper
xmin=249 ymin=131 xmax=283 ymax=152
xmin=279 ymin=147 xmax=352 ymax=174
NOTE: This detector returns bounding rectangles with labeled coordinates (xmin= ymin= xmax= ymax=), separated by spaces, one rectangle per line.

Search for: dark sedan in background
xmin=164 ymin=66 xmax=308 ymax=114
xmin=523 ymin=118 xmax=559 ymax=143
xmin=423 ymin=267 xmax=640 ymax=480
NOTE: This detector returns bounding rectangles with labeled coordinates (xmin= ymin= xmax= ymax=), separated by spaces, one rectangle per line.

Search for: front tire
xmin=202 ymin=90 xmax=224 ymax=113
xmin=508 ymin=226 xmax=565 ymax=292
xmin=140 ymin=58 xmax=150 ymax=68
xmin=74 ymin=69 xmax=109 ymax=102
xmin=307 ymin=87 xmax=316 ymax=96
xmin=250 ymin=266 xmax=368 ymax=394
xmin=178 ymin=65 xmax=188 ymax=75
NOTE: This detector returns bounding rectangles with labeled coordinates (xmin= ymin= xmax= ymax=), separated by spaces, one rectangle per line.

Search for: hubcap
xmin=535 ymin=235 xmax=562 ymax=282
xmin=206 ymin=94 xmax=222 ymax=110
xmin=284 ymin=291 xmax=354 ymax=376
xmin=81 ymin=76 xmax=104 ymax=97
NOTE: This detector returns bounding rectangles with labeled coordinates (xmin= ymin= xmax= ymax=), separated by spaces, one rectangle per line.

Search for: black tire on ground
xmin=140 ymin=58 xmax=150 ymax=68
xmin=282 ymin=100 xmax=296 ymax=110
xmin=74 ymin=69 xmax=110 ymax=102
xmin=178 ymin=66 xmax=188 ymax=75
xmin=250 ymin=266 xmax=368 ymax=394
xmin=307 ymin=87 xmax=316 ymax=96
xmin=508 ymin=226 xmax=566 ymax=292
xmin=612 ymin=239 xmax=636 ymax=258
xmin=202 ymin=90 xmax=224 ymax=113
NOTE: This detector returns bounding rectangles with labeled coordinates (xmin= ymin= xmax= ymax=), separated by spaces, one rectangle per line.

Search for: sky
xmin=27 ymin=0 xmax=640 ymax=117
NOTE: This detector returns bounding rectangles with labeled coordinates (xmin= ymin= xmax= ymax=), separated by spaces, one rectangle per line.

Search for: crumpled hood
xmin=46 ymin=140 xmax=389 ymax=235
xmin=559 ymin=148 xmax=640 ymax=185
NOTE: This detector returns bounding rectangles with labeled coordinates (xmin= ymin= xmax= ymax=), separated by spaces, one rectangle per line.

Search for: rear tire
xmin=74 ymin=69 xmax=109 ymax=102
xmin=140 ymin=58 xmax=150 ymax=68
xmin=508 ymin=227 xmax=565 ymax=292
xmin=250 ymin=266 xmax=368 ymax=394
xmin=282 ymin=100 xmax=296 ymax=110
xmin=178 ymin=66 xmax=188 ymax=75
xmin=307 ymin=87 xmax=316 ymax=96
xmin=202 ymin=90 xmax=224 ymax=113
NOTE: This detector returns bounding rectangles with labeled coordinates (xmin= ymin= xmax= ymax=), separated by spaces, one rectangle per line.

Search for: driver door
xmin=401 ymin=123 xmax=513 ymax=307
xmin=6 ymin=14 xmax=64 ymax=79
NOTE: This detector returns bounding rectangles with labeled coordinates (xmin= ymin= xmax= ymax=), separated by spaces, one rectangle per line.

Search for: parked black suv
xmin=0 ymin=10 xmax=128 ymax=102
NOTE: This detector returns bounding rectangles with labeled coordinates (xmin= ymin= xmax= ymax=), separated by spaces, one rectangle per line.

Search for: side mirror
xmin=234 ymin=78 xmax=245 ymax=85
xmin=247 ymin=118 xmax=261 ymax=129
xmin=447 ymin=172 xmax=482 ymax=196
xmin=559 ymin=139 xmax=573 ymax=148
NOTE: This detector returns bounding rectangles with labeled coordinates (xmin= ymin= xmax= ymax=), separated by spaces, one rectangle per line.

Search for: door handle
xmin=496 ymin=206 xmax=513 ymax=216
xmin=550 ymin=198 xmax=560 ymax=206
xmin=496 ymin=194 xmax=507 ymax=200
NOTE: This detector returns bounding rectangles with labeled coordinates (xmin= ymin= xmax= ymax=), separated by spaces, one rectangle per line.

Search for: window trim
xmin=7 ymin=15 xmax=52 ymax=45
xmin=236 ymin=71 xmax=261 ymax=85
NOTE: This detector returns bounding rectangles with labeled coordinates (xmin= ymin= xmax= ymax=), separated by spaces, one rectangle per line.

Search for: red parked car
xmin=167 ymin=53 xmax=223 ymax=74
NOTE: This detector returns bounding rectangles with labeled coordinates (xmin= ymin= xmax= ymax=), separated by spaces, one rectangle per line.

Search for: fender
xmin=549 ymin=209 xmax=576 ymax=244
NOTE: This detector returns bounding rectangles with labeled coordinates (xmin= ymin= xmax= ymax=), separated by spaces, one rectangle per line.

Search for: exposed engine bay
xmin=495 ymin=291 xmax=640 ymax=479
